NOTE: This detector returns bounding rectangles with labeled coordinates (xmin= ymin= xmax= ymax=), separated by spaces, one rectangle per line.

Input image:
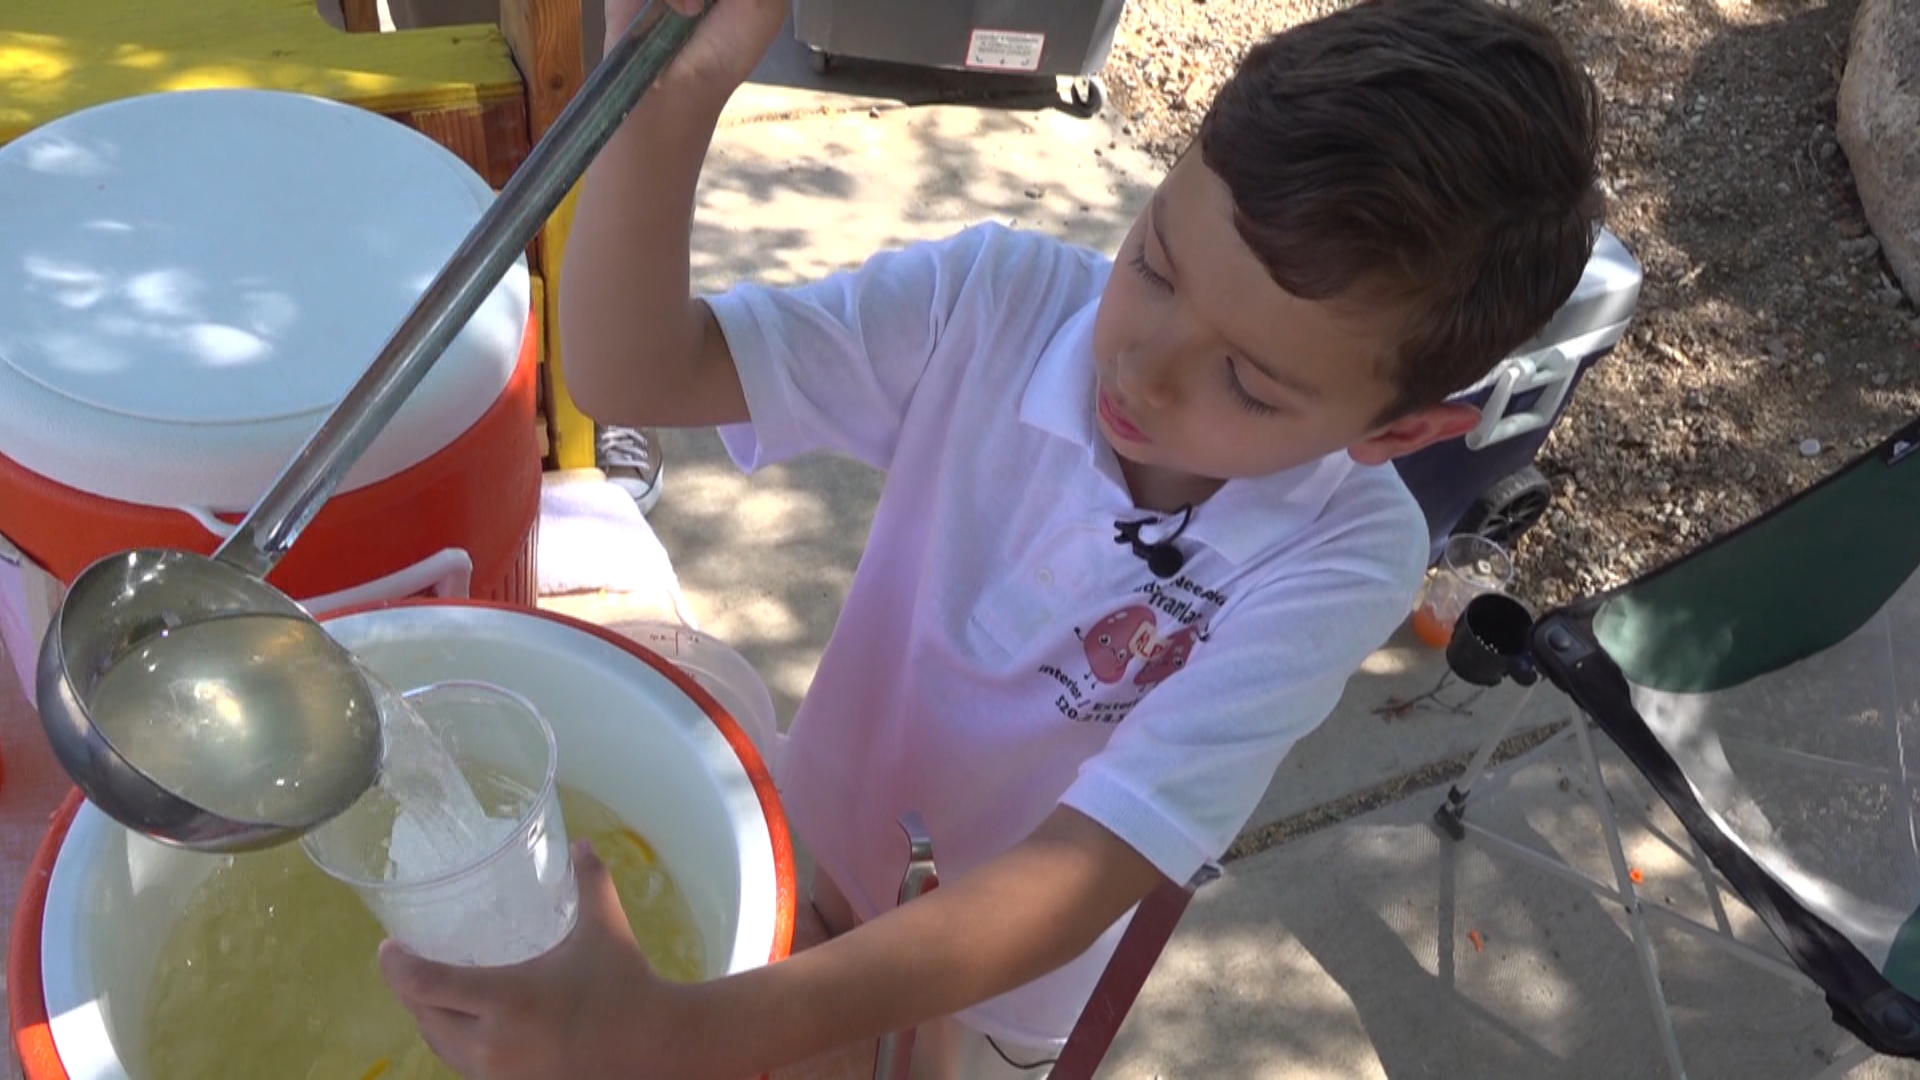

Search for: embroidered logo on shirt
xmin=1039 ymin=575 xmax=1225 ymax=724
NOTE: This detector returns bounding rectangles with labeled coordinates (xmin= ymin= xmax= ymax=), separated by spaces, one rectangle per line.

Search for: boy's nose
xmin=1116 ymin=343 xmax=1184 ymax=409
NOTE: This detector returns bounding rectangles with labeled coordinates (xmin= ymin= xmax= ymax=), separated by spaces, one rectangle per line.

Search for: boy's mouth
xmin=1097 ymin=389 xmax=1151 ymax=444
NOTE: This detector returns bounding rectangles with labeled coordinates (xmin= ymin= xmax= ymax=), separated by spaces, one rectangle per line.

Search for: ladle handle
xmin=214 ymin=1 xmax=710 ymax=580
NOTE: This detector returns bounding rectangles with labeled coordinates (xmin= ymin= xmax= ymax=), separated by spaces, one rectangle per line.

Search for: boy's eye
xmin=1128 ymin=239 xmax=1172 ymax=292
xmin=1225 ymin=359 xmax=1279 ymax=417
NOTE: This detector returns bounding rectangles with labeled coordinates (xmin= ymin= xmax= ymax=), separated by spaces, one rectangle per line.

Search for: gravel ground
xmin=1100 ymin=0 xmax=1920 ymax=610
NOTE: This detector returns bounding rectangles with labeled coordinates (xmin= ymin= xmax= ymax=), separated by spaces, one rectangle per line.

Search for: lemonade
xmin=142 ymin=785 xmax=705 ymax=1080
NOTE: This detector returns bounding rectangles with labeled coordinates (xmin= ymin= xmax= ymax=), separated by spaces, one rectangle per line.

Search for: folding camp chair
xmin=1430 ymin=414 xmax=1920 ymax=1079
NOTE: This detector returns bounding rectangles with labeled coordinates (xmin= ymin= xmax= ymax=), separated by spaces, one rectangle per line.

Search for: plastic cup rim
xmin=1441 ymin=534 xmax=1513 ymax=581
xmin=300 ymin=678 xmax=563 ymax=895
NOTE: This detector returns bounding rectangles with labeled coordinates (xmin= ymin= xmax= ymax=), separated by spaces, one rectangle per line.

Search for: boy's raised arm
xmin=556 ymin=0 xmax=787 ymax=430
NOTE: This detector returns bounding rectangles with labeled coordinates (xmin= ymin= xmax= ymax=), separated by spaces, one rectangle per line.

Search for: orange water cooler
xmin=0 ymin=88 xmax=544 ymax=741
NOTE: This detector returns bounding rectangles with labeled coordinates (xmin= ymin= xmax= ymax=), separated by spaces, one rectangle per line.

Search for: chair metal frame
xmin=1435 ymin=683 xmax=1881 ymax=1080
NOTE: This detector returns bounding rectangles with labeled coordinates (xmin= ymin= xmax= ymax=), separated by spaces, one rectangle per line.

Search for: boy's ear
xmin=1347 ymin=402 xmax=1482 ymax=466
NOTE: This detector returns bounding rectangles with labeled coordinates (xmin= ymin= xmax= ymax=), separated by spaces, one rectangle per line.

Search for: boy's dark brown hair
xmin=1199 ymin=0 xmax=1605 ymax=418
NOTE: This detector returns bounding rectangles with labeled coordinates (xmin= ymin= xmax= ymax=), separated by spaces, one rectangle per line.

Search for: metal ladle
xmin=35 ymin=2 xmax=709 ymax=854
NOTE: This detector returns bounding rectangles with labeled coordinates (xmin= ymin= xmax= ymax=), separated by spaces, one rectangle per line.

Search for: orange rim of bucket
xmin=11 ymin=787 xmax=81 ymax=1080
xmin=318 ymin=598 xmax=799 ymax=966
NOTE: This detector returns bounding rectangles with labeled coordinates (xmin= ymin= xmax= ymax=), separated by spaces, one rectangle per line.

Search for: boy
xmin=378 ymin=0 xmax=1604 ymax=1076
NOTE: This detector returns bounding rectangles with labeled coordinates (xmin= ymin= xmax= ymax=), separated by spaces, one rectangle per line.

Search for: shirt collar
xmin=1018 ymin=296 xmax=1357 ymax=566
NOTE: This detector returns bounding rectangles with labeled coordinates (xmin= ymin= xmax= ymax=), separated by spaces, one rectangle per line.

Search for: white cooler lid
xmin=0 ymin=88 xmax=530 ymax=514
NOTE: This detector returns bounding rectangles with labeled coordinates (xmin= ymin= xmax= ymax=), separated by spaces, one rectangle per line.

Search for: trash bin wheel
xmin=1454 ymin=465 xmax=1554 ymax=548
xmin=809 ymin=48 xmax=834 ymax=75
xmin=1067 ymin=76 xmax=1105 ymax=118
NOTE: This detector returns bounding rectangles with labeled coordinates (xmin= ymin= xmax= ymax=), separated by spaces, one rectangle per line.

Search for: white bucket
xmin=14 ymin=602 xmax=796 ymax=1080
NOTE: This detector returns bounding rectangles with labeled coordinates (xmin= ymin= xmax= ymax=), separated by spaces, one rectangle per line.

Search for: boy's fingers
xmin=409 ymin=1005 xmax=483 ymax=1075
xmin=377 ymin=844 xmax=634 ymax=1015
xmin=378 ymin=939 xmax=497 ymax=1014
xmin=566 ymin=840 xmax=648 ymax=954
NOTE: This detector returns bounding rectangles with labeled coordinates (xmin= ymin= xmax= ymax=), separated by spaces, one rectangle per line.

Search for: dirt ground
xmin=1102 ymin=0 xmax=1920 ymax=610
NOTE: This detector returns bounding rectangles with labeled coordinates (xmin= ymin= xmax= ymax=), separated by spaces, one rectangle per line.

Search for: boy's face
xmin=1090 ymin=156 xmax=1478 ymax=506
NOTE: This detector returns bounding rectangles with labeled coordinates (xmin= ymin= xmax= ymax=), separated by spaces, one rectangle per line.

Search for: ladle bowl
xmin=31 ymin=1 xmax=709 ymax=854
xmin=38 ymin=550 xmax=384 ymax=853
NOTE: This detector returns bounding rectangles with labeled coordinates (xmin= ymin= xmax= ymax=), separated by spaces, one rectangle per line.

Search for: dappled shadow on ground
xmin=1105 ymin=736 xmax=1897 ymax=1078
xmin=643 ymin=427 xmax=878 ymax=725
xmin=688 ymin=104 xmax=1154 ymax=294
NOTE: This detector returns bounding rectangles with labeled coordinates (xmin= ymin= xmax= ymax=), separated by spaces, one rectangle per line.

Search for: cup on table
xmin=302 ymin=679 xmax=579 ymax=966
xmin=1411 ymin=535 xmax=1514 ymax=649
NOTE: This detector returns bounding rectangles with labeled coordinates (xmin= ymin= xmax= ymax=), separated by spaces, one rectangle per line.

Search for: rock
xmin=1653 ymin=341 xmax=1690 ymax=365
xmin=1841 ymin=235 xmax=1883 ymax=262
xmin=1838 ymin=0 xmax=1920 ymax=305
xmin=1813 ymin=351 xmax=1828 ymax=366
xmin=1024 ymin=186 xmax=1045 ymax=200
xmin=1801 ymin=438 xmax=1823 ymax=457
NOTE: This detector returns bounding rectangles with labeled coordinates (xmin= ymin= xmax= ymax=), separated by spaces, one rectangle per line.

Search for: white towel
xmin=535 ymin=476 xmax=692 ymax=625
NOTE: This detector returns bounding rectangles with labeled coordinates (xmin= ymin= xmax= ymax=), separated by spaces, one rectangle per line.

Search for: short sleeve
xmin=1058 ymin=563 xmax=1418 ymax=885
xmin=704 ymin=223 xmax=1002 ymax=474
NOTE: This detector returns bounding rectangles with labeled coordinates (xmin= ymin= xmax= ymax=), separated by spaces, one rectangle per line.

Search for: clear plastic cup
xmin=301 ymin=679 xmax=579 ymax=966
xmin=1412 ymin=535 xmax=1515 ymax=648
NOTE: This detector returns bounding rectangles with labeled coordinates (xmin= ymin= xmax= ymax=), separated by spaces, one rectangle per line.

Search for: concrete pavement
xmin=631 ymin=21 xmax=1920 ymax=1079
xmin=1108 ymin=730 xmax=1920 ymax=1079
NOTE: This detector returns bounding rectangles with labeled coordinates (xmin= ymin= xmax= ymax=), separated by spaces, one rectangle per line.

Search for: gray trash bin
xmin=793 ymin=0 xmax=1125 ymax=111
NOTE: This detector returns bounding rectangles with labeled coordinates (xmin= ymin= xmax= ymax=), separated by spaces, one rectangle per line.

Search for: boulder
xmin=1838 ymin=0 xmax=1920 ymax=306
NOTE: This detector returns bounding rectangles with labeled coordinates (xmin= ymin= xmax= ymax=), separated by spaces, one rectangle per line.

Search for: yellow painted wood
xmin=539 ymin=183 xmax=596 ymax=470
xmin=1 ymin=0 xmax=524 ymax=142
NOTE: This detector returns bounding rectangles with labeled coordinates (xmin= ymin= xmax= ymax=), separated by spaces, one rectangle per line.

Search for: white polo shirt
xmin=706 ymin=223 xmax=1429 ymax=1047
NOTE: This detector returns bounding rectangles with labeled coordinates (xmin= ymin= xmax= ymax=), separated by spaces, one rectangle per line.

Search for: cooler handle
xmin=177 ymin=505 xmax=238 ymax=539
xmin=1463 ymin=346 xmax=1577 ymax=452
xmin=0 ymin=530 xmax=64 ymax=698
xmin=299 ymin=548 xmax=474 ymax=617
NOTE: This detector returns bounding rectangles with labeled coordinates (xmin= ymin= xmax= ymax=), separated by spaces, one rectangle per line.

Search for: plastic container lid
xmin=0 ymin=88 xmax=529 ymax=513
xmin=614 ymin=621 xmax=784 ymax=776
